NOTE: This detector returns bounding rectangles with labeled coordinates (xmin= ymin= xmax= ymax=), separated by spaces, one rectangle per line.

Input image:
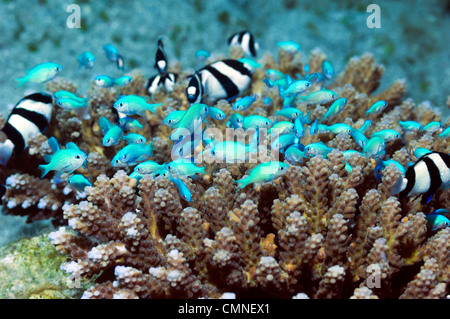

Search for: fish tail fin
xmin=0 ymin=140 xmax=14 ymax=166
xmin=234 ymin=177 xmax=249 ymax=190
xmin=145 ymin=142 xmax=154 ymax=156
xmin=38 ymin=164 xmax=50 ymax=178
xmin=15 ymin=76 xmax=28 ymax=88
xmin=391 ymin=176 xmax=407 ymax=196
xmin=145 ymin=103 xmax=163 ymax=114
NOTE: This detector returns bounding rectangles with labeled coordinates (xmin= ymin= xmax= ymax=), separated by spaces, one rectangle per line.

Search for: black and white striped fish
xmin=228 ymin=31 xmax=259 ymax=57
xmin=186 ymin=59 xmax=253 ymax=104
xmin=146 ymin=73 xmax=178 ymax=95
xmin=392 ymin=151 xmax=450 ymax=204
xmin=0 ymin=92 xmax=53 ymax=166
xmin=154 ymin=38 xmax=168 ymax=74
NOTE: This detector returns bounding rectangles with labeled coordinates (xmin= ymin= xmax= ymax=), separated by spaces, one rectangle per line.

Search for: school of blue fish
xmin=0 ymin=31 xmax=449 ymax=231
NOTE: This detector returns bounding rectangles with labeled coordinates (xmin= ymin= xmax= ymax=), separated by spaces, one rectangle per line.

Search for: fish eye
xmin=119 ymin=103 xmax=123 ymax=107
xmin=306 ymin=82 xmax=311 ymax=87
xmin=237 ymin=118 xmax=242 ymax=123
xmin=211 ymin=150 xmax=216 ymax=156
xmin=75 ymin=155 xmax=81 ymax=159
xmin=168 ymin=119 xmax=173 ymax=123
xmin=115 ymin=159 xmax=120 ymax=164
xmin=167 ymin=165 xmax=173 ymax=170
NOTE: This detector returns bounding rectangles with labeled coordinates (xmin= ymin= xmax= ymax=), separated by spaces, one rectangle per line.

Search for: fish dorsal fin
xmin=65 ymin=142 xmax=80 ymax=151
xmin=47 ymin=137 xmax=60 ymax=153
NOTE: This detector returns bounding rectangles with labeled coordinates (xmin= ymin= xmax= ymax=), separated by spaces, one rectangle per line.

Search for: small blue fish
xmin=371 ymin=129 xmax=401 ymax=142
xmin=78 ymin=51 xmax=95 ymax=69
xmin=163 ymin=110 xmax=186 ymax=128
xmin=170 ymin=103 xmax=209 ymax=141
xmin=233 ymin=94 xmax=257 ymax=111
xmin=399 ymin=120 xmax=422 ymax=132
xmin=413 ymin=147 xmax=432 ymax=159
xmin=363 ymin=136 xmax=386 ymax=158
xmin=111 ymin=143 xmax=154 ymax=167
xmin=123 ymin=133 xmax=146 ymax=144
xmin=281 ymin=80 xmax=312 ymax=97
xmin=425 ymin=214 xmax=450 ymax=231
xmin=103 ymin=44 xmax=119 ymax=62
xmin=265 ymin=69 xmax=284 ymax=81
xmin=277 ymin=41 xmax=301 ymax=53
xmin=294 ymin=116 xmax=305 ymax=139
xmin=299 ymin=90 xmax=338 ymax=104
xmin=239 ymin=58 xmax=262 ymax=69
xmin=243 ymin=115 xmax=272 ymax=130
xmin=271 ymin=134 xmax=296 ymax=152
xmin=304 ymin=142 xmax=333 ymax=158
xmin=357 ymin=119 xmax=372 ymax=133
xmin=53 ymin=91 xmax=87 ymax=104
xmin=263 ymin=97 xmax=273 ymax=107
xmin=323 ymin=123 xmax=353 ymax=134
xmin=438 ymin=127 xmax=450 ymax=138
xmin=299 ymin=112 xmax=312 ymax=126
xmin=322 ymin=60 xmax=334 ymax=80
xmin=167 ymin=160 xmax=206 ymax=177
xmin=269 ymin=121 xmax=294 ymax=135
xmin=275 ymin=107 xmax=302 ymax=120
xmin=374 ymin=160 xmax=406 ymax=181
xmin=321 ymin=98 xmax=348 ymax=122
xmin=55 ymin=98 xmax=87 ymax=109
xmin=94 ymin=75 xmax=114 ymax=88
xmin=263 ymin=77 xmax=274 ymax=87
xmin=118 ymin=117 xmax=143 ymax=131
xmin=99 ymin=116 xmax=124 ymax=147
xmin=134 ymin=160 xmax=164 ymax=175
xmin=195 ymin=49 xmax=210 ymax=61
xmin=284 ymin=145 xmax=306 ymax=164
xmin=227 ymin=113 xmax=244 ymax=129
xmin=168 ymin=174 xmax=192 ymax=202
xmin=350 ymin=129 xmax=368 ymax=148
xmin=310 ymin=118 xmax=319 ymax=136
xmin=235 ymin=161 xmax=289 ymax=189
xmin=345 ymin=163 xmax=353 ymax=174
xmin=366 ymin=100 xmax=388 ymax=116
xmin=39 ymin=138 xmax=87 ymax=178
xmin=423 ymin=121 xmax=443 ymax=133
xmin=129 ymin=171 xmax=144 ymax=182
xmin=16 ymin=62 xmax=63 ymax=87
xmin=113 ymin=76 xmax=133 ymax=87
xmin=305 ymin=72 xmax=325 ymax=84
xmin=208 ymin=106 xmax=226 ymax=120
xmin=114 ymin=95 xmax=163 ymax=116
xmin=209 ymin=141 xmax=251 ymax=163
xmin=67 ymin=174 xmax=92 ymax=192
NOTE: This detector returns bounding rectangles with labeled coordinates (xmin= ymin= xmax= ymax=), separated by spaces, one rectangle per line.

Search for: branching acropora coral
xmin=1 ymin=42 xmax=449 ymax=299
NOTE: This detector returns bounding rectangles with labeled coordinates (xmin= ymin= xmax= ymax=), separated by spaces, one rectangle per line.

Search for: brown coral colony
xmin=1 ymin=37 xmax=449 ymax=299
